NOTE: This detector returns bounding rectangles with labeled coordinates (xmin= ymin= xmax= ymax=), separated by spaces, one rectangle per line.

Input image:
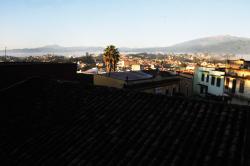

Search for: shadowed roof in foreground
xmin=0 ymin=78 xmax=249 ymax=166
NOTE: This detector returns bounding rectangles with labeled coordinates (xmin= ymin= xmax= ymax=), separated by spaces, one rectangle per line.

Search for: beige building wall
xmin=131 ymin=65 xmax=142 ymax=71
xmin=142 ymin=84 xmax=179 ymax=95
xmin=94 ymin=73 xmax=181 ymax=96
xmin=225 ymin=76 xmax=250 ymax=100
xmin=94 ymin=75 xmax=125 ymax=89
xmin=154 ymin=84 xmax=180 ymax=95
xmin=179 ymin=74 xmax=193 ymax=97
xmin=143 ymin=89 xmax=155 ymax=94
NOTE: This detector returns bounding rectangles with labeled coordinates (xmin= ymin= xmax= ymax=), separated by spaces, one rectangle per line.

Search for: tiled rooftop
xmin=100 ymin=71 xmax=153 ymax=81
xmin=0 ymin=78 xmax=249 ymax=166
xmin=143 ymin=70 xmax=176 ymax=78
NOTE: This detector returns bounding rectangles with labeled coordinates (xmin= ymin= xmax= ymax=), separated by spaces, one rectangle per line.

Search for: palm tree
xmin=103 ymin=45 xmax=120 ymax=75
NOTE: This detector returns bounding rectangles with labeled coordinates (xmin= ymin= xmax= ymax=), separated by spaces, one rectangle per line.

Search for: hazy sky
xmin=0 ymin=0 xmax=250 ymax=49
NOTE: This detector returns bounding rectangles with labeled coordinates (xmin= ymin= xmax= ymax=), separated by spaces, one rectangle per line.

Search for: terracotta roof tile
xmin=0 ymin=78 xmax=249 ymax=166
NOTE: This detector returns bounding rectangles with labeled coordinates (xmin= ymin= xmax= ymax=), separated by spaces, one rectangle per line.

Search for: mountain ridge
xmin=1 ymin=35 xmax=250 ymax=57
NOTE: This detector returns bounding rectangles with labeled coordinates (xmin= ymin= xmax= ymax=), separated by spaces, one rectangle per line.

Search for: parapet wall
xmin=0 ymin=62 xmax=77 ymax=89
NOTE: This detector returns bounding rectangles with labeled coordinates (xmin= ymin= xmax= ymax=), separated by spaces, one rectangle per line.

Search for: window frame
xmin=201 ymin=73 xmax=205 ymax=82
xmin=225 ymin=78 xmax=230 ymax=89
xmin=211 ymin=76 xmax=215 ymax=85
xmin=239 ymin=80 xmax=245 ymax=93
xmin=206 ymin=75 xmax=209 ymax=83
xmin=216 ymin=77 xmax=221 ymax=87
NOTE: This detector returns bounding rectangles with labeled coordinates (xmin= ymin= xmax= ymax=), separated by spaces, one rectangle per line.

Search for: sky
xmin=0 ymin=0 xmax=250 ymax=49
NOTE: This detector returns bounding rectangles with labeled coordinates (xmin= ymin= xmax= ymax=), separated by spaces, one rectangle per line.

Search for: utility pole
xmin=4 ymin=47 xmax=7 ymax=62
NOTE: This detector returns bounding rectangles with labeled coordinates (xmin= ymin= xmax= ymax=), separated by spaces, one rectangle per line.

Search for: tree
xmin=103 ymin=45 xmax=120 ymax=75
xmin=82 ymin=55 xmax=96 ymax=65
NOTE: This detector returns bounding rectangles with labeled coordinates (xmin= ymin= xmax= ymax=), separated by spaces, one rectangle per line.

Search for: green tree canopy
xmin=103 ymin=45 xmax=120 ymax=75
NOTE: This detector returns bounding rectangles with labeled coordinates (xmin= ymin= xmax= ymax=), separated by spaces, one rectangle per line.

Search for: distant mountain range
xmin=0 ymin=45 xmax=104 ymax=56
xmin=1 ymin=35 xmax=250 ymax=58
xmin=166 ymin=35 xmax=250 ymax=54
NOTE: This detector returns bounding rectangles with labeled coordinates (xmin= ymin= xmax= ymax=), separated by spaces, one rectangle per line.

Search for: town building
xmin=94 ymin=70 xmax=180 ymax=95
xmin=193 ymin=67 xmax=225 ymax=96
xmin=131 ymin=64 xmax=143 ymax=71
xmin=224 ymin=59 xmax=250 ymax=104
xmin=179 ymin=72 xmax=193 ymax=97
xmin=193 ymin=60 xmax=250 ymax=105
xmin=226 ymin=59 xmax=250 ymax=70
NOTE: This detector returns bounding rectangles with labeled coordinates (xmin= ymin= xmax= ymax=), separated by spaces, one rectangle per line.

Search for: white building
xmin=117 ymin=60 xmax=125 ymax=68
xmin=131 ymin=64 xmax=143 ymax=71
xmin=193 ymin=67 xmax=225 ymax=96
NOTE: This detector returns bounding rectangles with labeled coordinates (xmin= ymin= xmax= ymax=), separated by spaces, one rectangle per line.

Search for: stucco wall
xmin=226 ymin=77 xmax=250 ymax=100
xmin=179 ymin=74 xmax=193 ymax=97
xmin=194 ymin=67 xmax=225 ymax=96
xmin=143 ymin=84 xmax=179 ymax=95
xmin=94 ymin=75 xmax=125 ymax=89
xmin=0 ymin=63 xmax=77 ymax=89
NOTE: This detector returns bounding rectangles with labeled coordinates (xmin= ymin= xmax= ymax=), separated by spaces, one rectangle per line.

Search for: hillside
xmin=1 ymin=35 xmax=250 ymax=58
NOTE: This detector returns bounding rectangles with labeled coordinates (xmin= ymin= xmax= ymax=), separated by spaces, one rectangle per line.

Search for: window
xmin=201 ymin=73 xmax=205 ymax=82
xmin=232 ymin=79 xmax=237 ymax=94
xmin=216 ymin=78 xmax=221 ymax=87
xmin=211 ymin=76 xmax=215 ymax=85
xmin=239 ymin=80 xmax=245 ymax=93
xmin=225 ymin=78 xmax=230 ymax=89
xmin=165 ymin=89 xmax=169 ymax=95
xmin=155 ymin=87 xmax=163 ymax=94
xmin=205 ymin=86 xmax=208 ymax=94
xmin=206 ymin=75 xmax=209 ymax=82
xmin=200 ymin=86 xmax=208 ymax=94
xmin=173 ymin=87 xmax=176 ymax=95
xmin=200 ymin=86 xmax=204 ymax=94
